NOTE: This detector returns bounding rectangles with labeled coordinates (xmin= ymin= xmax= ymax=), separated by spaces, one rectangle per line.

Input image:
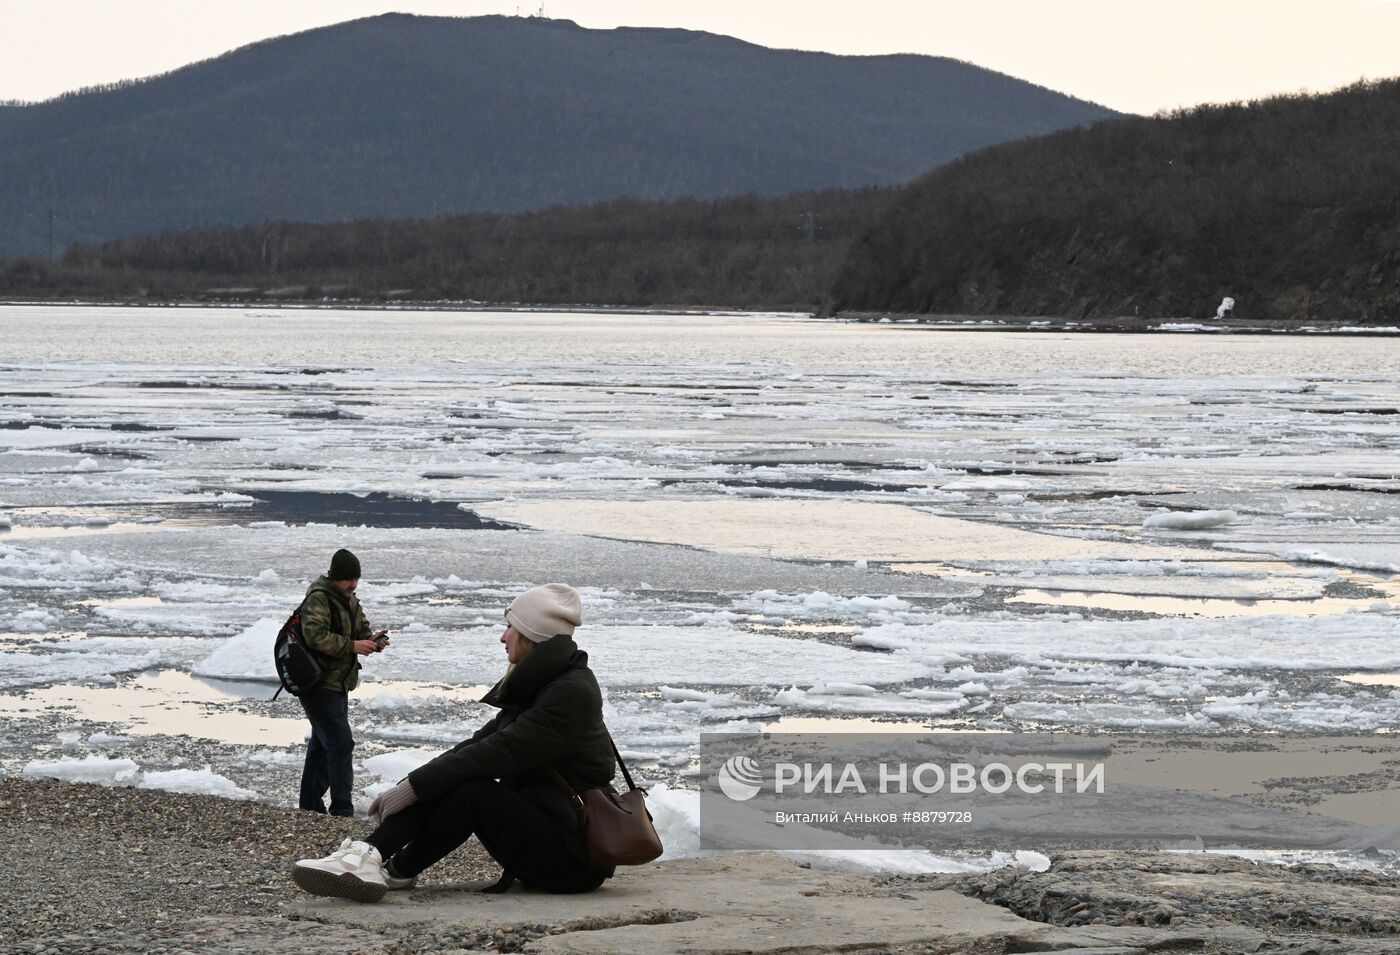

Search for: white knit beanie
xmin=505 ymin=583 xmax=583 ymax=643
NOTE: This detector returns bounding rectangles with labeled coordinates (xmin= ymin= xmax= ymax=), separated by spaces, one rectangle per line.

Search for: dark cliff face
xmin=0 ymin=13 xmax=1115 ymax=257
xmin=830 ymin=79 xmax=1400 ymax=325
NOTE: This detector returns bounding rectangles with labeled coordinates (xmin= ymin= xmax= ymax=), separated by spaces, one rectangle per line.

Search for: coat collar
xmin=309 ymin=575 xmax=355 ymax=607
xmin=482 ymin=635 xmax=586 ymax=708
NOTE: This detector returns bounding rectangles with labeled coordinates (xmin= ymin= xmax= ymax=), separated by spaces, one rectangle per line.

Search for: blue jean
xmin=298 ymin=688 xmax=355 ymax=816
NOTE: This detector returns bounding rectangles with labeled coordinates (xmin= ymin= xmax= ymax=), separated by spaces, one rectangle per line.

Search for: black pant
xmin=298 ymin=687 xmax=355 ymax=816
xmin=366 ymin=779 xmax=606 ymax=893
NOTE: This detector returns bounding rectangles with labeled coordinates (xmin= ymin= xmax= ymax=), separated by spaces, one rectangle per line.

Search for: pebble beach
xmin=5 ymin=777 xmax=500 ymax=954
xmin=11 ymin=776 xmax=1400 ymax=954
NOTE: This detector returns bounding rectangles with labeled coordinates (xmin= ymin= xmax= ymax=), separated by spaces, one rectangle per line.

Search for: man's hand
xmin=374 ymin=629 xmax=391 ymax=649
xmin=353 ymin=639 xmax=383 ymax=655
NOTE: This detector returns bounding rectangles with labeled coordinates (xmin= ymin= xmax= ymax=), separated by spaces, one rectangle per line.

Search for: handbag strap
xmin=548 ymin=766 xmax=587 ymax=813
xmin=608 ymin=734 xmax=639 ymax=792
xmin=547 ymin=731 xmax=640 ymax=808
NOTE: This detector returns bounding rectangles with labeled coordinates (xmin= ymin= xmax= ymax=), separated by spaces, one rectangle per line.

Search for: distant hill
xmin=3 ymin=188 xmax=887 ymax=310
xmin=0 ymin=13 xmax=1114 ymax=258
xmin=829 ymin=79 xmax=1400 ymax=324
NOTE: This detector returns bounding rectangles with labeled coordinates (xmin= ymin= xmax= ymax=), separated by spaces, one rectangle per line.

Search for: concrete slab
xmin=528 ymin=892 xmax=1039 ymax=954
xmin=292 ymin=853 xmax=877 ymax=932
xmin=289 ymin=853 xmax=1211 ymax=955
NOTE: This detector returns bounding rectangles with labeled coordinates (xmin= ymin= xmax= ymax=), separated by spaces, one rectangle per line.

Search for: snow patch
xmin=363 ymin=748 xmax=438 ymax=782
xmin=23 ymin=755 xmax=139 ymax=785
xmin=138 ymin=767 xmax=258 ymax=801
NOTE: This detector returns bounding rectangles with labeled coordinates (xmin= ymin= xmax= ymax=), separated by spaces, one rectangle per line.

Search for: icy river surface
xmin=3 ymin=305 xmax=1399 ymax=869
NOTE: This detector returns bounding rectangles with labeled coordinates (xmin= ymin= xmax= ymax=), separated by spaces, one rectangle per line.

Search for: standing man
xmin=298 ymin=548 xmax=389 ymax=816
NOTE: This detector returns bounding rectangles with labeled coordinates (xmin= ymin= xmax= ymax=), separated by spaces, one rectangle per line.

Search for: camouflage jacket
xmin=301 ymin=575 xmax=373 ymax=693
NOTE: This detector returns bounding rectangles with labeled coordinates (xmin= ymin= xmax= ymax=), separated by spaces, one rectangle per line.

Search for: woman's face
xmin=500 ymin=624 xmax=533 ymax=664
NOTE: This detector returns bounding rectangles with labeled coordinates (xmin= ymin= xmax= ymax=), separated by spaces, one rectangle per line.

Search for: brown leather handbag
xmin=550 ymin=736 xmax=663 ymax=867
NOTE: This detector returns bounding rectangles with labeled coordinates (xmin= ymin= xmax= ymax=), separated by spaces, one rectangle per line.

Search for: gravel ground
xmin=12 ymin=776 xmax=1400 ymax=954
xmin=5 ymin=777 xmax=500 ymax=954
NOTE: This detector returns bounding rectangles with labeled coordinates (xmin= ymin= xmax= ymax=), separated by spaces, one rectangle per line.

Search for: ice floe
xmin=1143 ymin=509 xmax=1238 ymax=530
xmin=3 ymin=309 xmax=1400 ymax=870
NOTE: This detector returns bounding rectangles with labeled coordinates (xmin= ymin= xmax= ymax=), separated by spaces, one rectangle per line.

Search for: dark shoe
xmin=479 ymin=871 xmax=516 ymax=893
xmin=383 ymin=858 xmax=417 ymax=891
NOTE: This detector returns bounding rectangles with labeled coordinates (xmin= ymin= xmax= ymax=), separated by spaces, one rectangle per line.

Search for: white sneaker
xmin=292 ymin=838 xmax=388 ymax=903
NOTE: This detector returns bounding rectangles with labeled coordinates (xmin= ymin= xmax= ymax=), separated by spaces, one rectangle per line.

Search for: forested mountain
xmin=0 ymin=13 xmax=1114 ymax=257
xmin=829 ymin=79 xmax=1400 ymax=324
xmin=5 ymin=189 xmax=888 ymax=309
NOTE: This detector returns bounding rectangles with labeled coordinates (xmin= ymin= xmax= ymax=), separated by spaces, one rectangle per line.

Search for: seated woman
xmin=292 ymin=583 xmax=617 ymax=901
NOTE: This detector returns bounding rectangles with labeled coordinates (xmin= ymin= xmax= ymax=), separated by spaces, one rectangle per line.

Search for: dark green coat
xmin=408 ymin=635 xmax=617 ymax=872
xmin=301 ymin=576 xmax=374 ymax=693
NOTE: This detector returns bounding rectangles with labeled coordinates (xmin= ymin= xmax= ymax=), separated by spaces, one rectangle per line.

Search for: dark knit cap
xmin=328 ymin=548 xmax=362 ymax=581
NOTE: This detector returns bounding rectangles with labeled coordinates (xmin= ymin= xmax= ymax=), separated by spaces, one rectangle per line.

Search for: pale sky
xmin=2 ymin=1 xmax=1399 ymax=114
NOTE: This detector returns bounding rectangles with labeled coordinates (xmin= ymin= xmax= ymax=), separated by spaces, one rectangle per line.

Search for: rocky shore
xmin=836 ymin=312 xmax=1400 ymax=335
xmin=5 ymin=777 xmax=497 ymax=954
xmin=9 ymin=777 xmax=1400 ymax=954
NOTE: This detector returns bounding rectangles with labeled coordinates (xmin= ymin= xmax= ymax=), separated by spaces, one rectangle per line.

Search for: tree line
xmin=2 ymin=189 xmax=891 ymax=310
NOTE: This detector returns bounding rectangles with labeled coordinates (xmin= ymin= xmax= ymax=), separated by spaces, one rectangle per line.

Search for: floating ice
xmin=368 ymin=721 xmax=485 ymax=745
xmin=803 ymin=680 xmax=878 ymax=697
xmin=739 ymin=590 xmax=911 ymax=620
xmin=0 ymin=643 xmax=163 ymax=690
xmin=1226 ymin=544 xmax=1400 ymax=576
xmin=474 ymin=499 xmax=1204 ymax=564
xmin=1002 ymin=701 xmax=1215 ymax=730
xmin=773 ymin=684 xmax=965 ymax=717
xmin=4 ymin=309 xmax=1400 ymax=817
xmin=1143 ymin=510 xmax=1237 ymax=530
xmin=357 ymin=623 xmax=936 ymax=689
xmin=658 ymin=686 xmax=749 ymax=711
xmin=193 ymin=618 xmax=279 ymax=682
xmin=904 ymin=688 xmax=967 ymax=702
xmin=0 ymin=428 xmax=123 ymax=451
xmin=856 ymin=612 xmax=1400 ymax=672
xmin=9 ymin=607 xmax=57 ymax=631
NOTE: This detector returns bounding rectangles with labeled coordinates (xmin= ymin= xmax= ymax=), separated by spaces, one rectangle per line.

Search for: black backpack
xmin=272 ymin=596 xmax=341 ymax=700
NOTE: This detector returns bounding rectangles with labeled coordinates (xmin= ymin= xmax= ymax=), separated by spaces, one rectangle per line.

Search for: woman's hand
xmin=369 ymin=779 xmax=418 ymax=825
